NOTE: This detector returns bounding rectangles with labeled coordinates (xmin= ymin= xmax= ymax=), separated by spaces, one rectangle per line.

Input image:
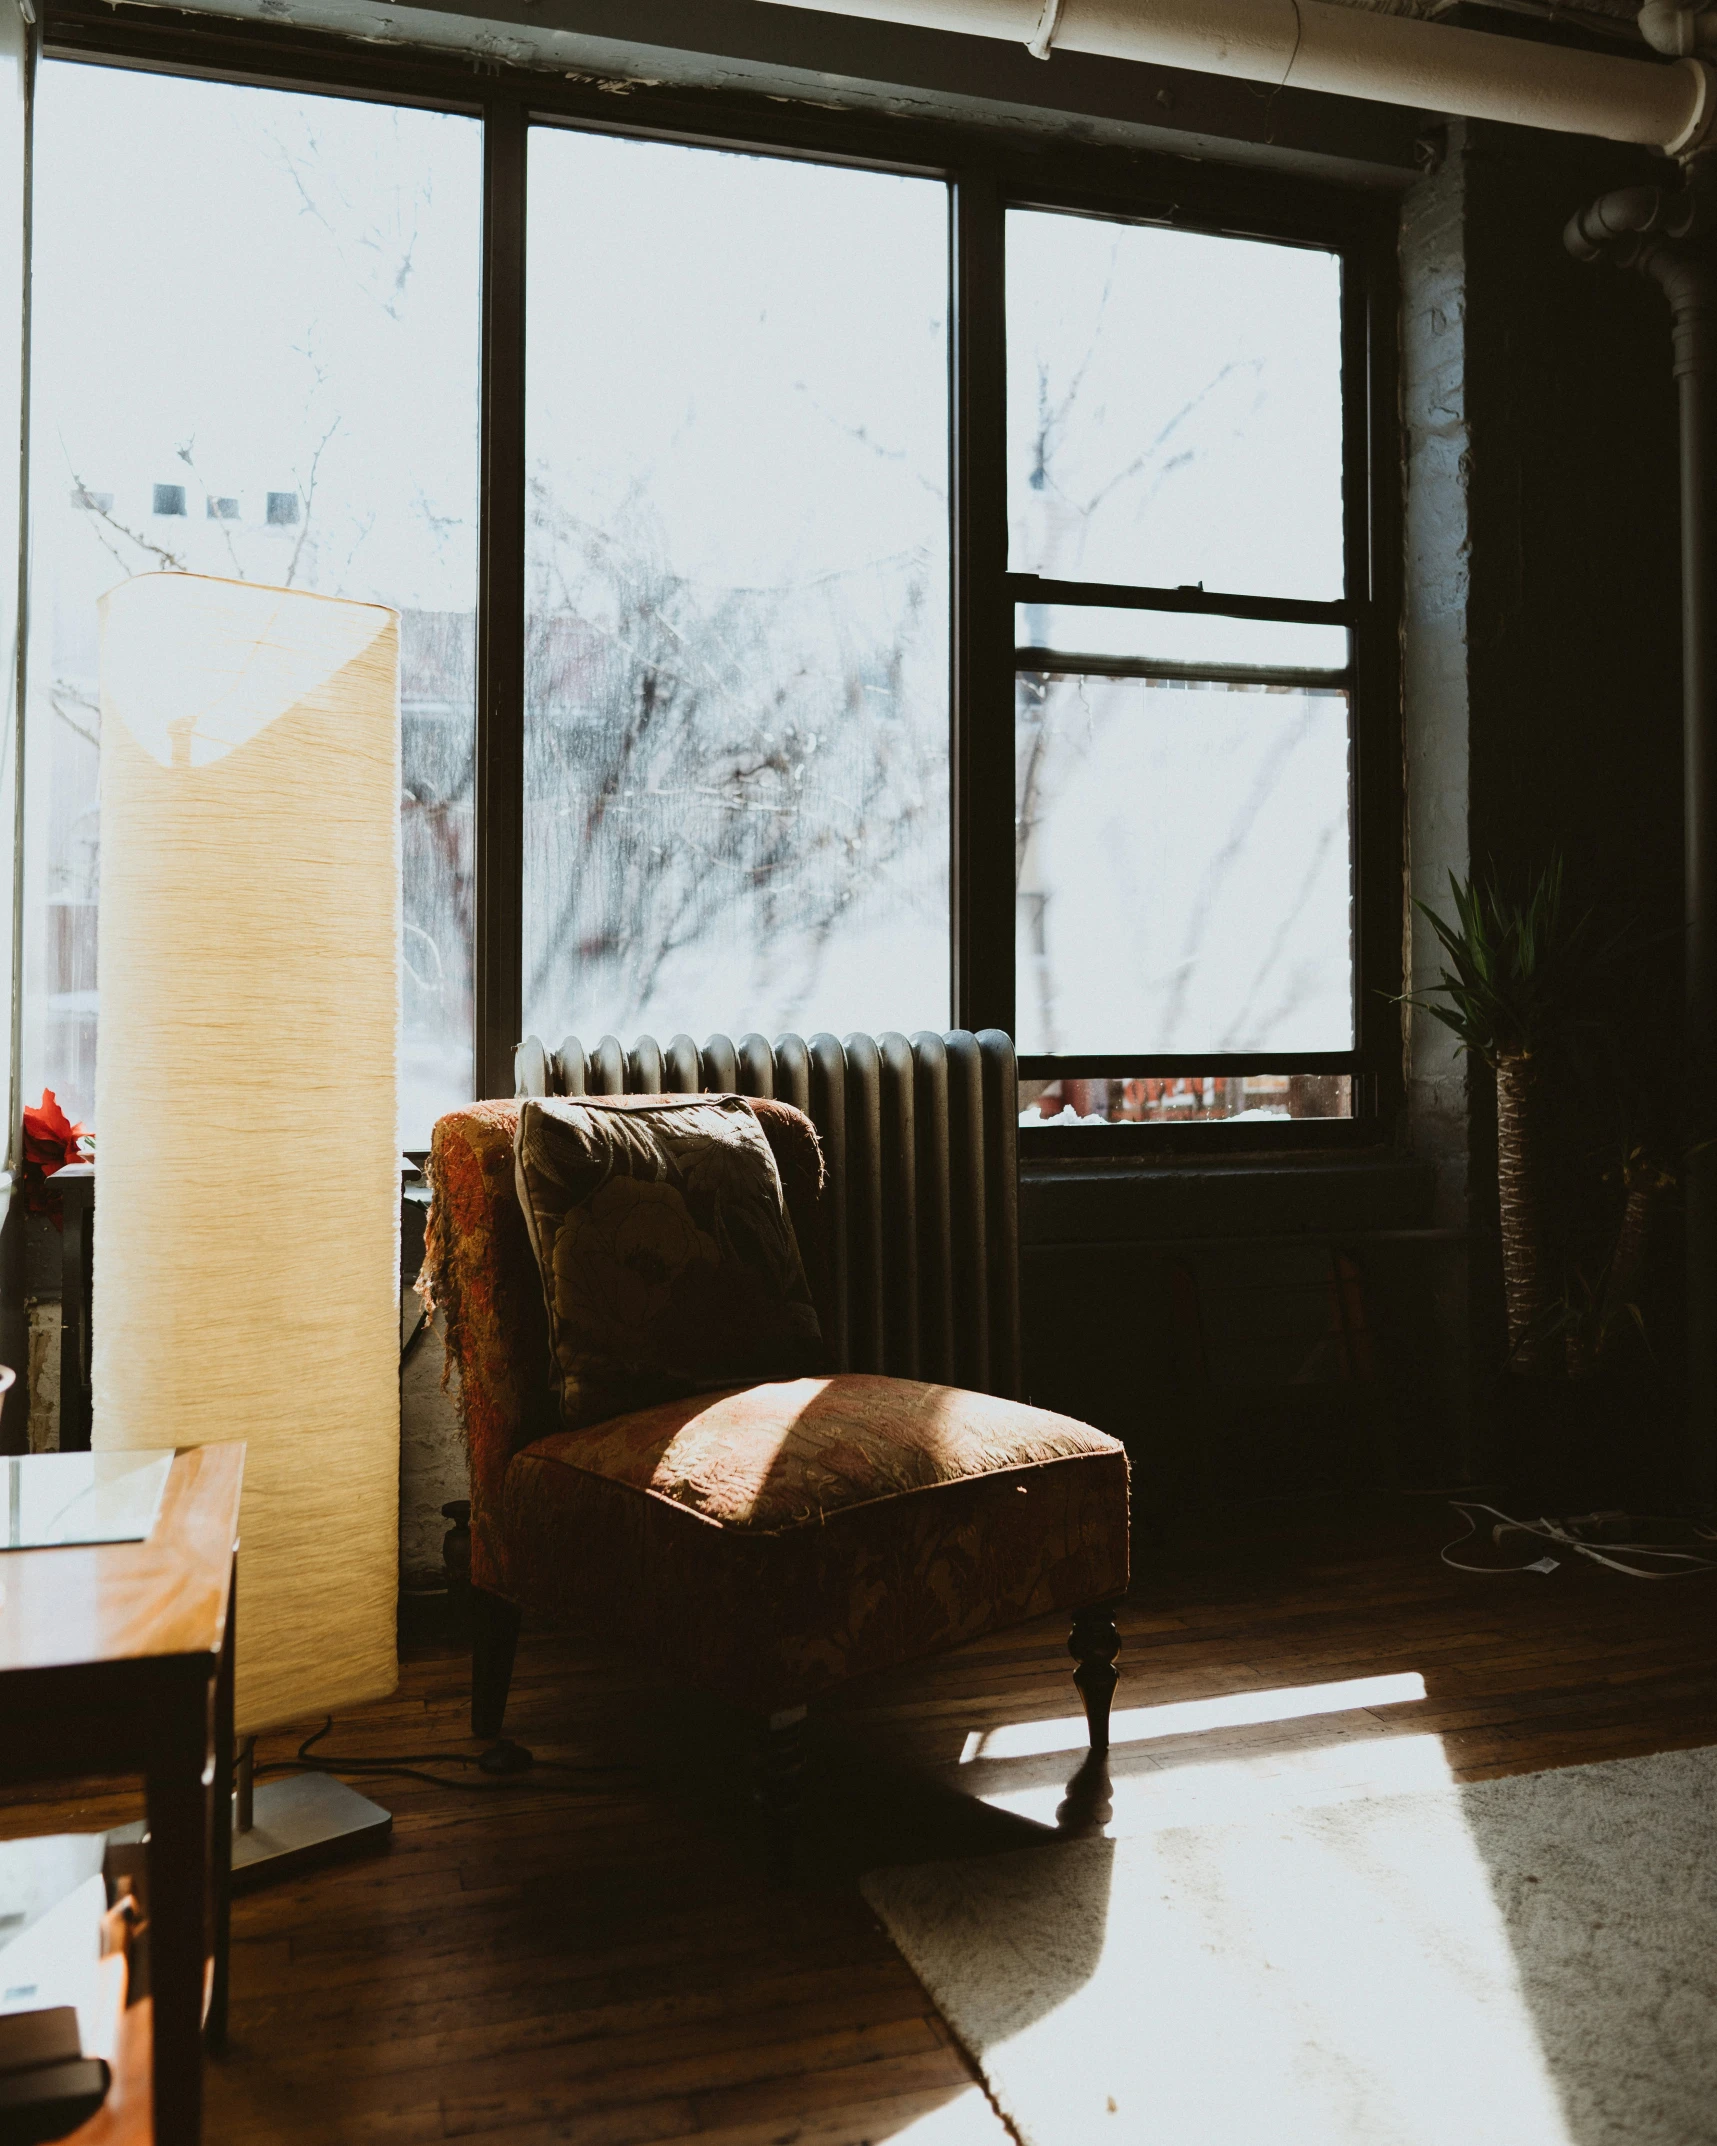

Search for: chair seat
xmin=497 ymin=1374 xmax=1129 ymax=1712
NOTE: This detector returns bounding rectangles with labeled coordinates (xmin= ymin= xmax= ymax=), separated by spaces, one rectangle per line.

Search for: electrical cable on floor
xmin=1440 ymin=1500 xmax=1717 ymax=1578
xmin=251 ymin=1716 xmax=644 ymax=1794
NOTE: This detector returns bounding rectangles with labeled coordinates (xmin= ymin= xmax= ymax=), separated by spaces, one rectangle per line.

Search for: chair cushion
xmin=497 ymin=1373 xmax=1129 ymax=1712
xmin=514 ymin=1093 xmax=827 ymax=1433
xmin=541 ymin=1372 xmax=1113 ymax=1531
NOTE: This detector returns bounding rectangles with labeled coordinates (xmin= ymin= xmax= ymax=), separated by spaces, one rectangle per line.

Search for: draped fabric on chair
xmin=514 ymin=1028 xmax=1024 ymax=1403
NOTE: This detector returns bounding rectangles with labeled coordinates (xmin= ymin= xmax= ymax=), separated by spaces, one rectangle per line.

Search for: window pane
xmin=28 ymin=64 xmax=481 ymax=1145
xmin=524 ymin=130 xmax=950 ymax=1047
xmin=1020 ymin=1075 xmax=1352 ymax=1126
xmin=1007 ymin=210 xmax=1343 ymax=601
xmin=1016 ymin=674 xmax=1353 ymax=1055
xmin=1015 ymin=606 xmax=1348 ymax=672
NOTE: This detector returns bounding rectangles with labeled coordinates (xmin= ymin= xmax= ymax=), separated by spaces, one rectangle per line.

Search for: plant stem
xmin=1595 ymin=1167 xmax=1663 ymax=1367
xmin=1496 ymin=1049 xmax=1554 ymax=1375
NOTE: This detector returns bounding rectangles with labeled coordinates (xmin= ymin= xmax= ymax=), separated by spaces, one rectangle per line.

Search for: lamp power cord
xmin=1440 ymin=1499 xmax=1717 ymax=1578
xmin=252 ymin=1716 xmax=641 ymax=1794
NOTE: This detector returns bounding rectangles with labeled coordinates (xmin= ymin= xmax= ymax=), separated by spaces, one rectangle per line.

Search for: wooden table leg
xmin=146 ymin=1675 xmax=213 ymax=2146
xmin=207 ymin=1558 xmax=235 ymax=2053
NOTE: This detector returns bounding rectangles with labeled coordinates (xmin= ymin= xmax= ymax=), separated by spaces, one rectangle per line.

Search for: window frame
xmin=972 ymin=179 xmax=1402 ymax=1154
xmin=36 ymin=2 xmax=1404 ymax=1156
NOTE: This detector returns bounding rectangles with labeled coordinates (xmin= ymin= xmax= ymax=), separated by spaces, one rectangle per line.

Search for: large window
xmin=23 ymin=31 xmax=1398 ymax=1150
xmin=522 ymin=129 xmax=949 ymax=1046
xmin=26 ymin=63 xmax=480 ymax=1145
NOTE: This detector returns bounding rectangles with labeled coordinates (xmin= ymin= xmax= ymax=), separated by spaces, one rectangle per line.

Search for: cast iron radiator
xmin=513 ymin=1028 xmax=1022 ymax=1403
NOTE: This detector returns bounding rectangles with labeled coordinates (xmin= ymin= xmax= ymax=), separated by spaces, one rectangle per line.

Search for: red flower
xmin=22 ymin=1089 xmax=90 ymax=1217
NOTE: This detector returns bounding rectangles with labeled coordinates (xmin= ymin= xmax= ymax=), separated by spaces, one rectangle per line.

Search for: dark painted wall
xmin=1018 ymin=1156 xmax=1443 ymax=1529
xmin=1460 ymin=124 xmax=1685 ymax=1473
xmin=1463 ymin=129 xmax=1681 ymax=924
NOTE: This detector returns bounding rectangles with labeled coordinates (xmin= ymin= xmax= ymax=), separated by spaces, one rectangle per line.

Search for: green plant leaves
xmin=1400 ymin=858 xmax=1611 ymax=1065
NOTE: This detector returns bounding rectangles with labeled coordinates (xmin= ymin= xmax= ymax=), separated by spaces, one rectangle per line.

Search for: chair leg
xmin=756 ymin=1705 xmax=808 ymax=1886
xmin=1069 ymin=1605 xmax=1121 ymax=1754
xmin=471 ymin=1588 xmax=522 ymax=1739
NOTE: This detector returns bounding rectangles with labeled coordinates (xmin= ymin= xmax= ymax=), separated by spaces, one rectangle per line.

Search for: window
xmin=522 ymin=129 xmax=950 ymax=1047
xmin=1005 ymin=209 xmax=1361 ymax=1129
xmin=26 ymin=62 xmax=481 ymax=1146
xmin=25 ymin=28 xmax=1398 ymax=1152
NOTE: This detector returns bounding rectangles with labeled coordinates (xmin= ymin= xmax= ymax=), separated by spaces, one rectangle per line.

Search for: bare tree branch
xmin=174 ymin=436 xmax=246 ymax=577
xmin=522 ymin=477 xmax=942 ymax=1034
xmin=49 ymin=684 xmax=99 ymax=752
xmin=284 ymin=420 xmax=340 ymax=588
xmin=62 ymin=441 xmax=185 ymax=572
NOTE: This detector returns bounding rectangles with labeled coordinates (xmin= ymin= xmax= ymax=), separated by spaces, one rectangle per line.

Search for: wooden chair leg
xmin=1069 ymin=1605 xmax=1121 ymax=1753
xmin=757 ymin=1705 xmax=808 ymax=1887
xmin=471 ymin=1588 xmax=523 ymax=1739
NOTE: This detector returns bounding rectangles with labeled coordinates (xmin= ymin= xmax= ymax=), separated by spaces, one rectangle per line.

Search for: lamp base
xmin=230 ymin=1773 xmax=391 ymax=1892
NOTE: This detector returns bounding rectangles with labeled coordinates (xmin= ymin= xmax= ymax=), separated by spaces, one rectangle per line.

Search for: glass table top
xmin=2 ymin=1450 xmax=174 ymax=1550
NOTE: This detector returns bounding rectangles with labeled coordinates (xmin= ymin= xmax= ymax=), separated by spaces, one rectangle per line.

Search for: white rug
xmin=862 ymin=1743 xmax=1717 ymax=2146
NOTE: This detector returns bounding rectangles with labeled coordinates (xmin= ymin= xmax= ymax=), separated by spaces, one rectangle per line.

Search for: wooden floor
xmin=8 ymin=1491 xmax=1717 ymax=2146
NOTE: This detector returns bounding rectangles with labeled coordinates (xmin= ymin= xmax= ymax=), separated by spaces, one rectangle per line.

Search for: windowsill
xmin=1020 ymin=1144 xmax=1439 ymax=1246
xmin=1021 ymin=1118 xmax=1366 ymax=1160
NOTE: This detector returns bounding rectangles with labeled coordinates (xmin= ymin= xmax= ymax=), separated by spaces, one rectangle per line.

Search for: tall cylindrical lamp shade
xmin=93 ymin=573 xmax=401 ymax=1735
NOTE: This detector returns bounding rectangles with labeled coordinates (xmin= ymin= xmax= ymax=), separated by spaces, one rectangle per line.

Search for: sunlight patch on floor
xmin=968 ymin=1720 xmax=1458 ymax=1837
xmin=959 ymin=1670 xmax=1427 ymax=1765
xmin=988 ymin=1738 xmax=1575 ymax=2146
xmin=876 ymin=1732 xmax=1582 ymax=2146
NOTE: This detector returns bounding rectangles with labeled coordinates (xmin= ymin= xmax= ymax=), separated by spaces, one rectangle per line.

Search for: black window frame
xmin=37 ymin=2 xmax=1404 ymax=1157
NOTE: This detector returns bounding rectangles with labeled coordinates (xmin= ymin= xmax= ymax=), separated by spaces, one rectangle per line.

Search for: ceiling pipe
xmin=755 ymin=0 xmax=1717 ymax=154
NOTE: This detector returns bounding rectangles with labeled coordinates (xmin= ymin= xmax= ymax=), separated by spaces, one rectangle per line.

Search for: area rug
xmin=862 ymin=1743 xmax=1717 ymax=2146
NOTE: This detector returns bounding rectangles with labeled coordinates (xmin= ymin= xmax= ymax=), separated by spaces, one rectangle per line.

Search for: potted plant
xmin=1406 ymin=862 xmax=1686 ymax=1505
xmin=1407 ymin=861 xmax=1598 ymax=1378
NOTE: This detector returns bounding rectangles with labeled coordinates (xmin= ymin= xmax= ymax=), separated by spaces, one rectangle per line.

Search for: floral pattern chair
xmin=424 ymin=1027 xmax=1130 ymax=1871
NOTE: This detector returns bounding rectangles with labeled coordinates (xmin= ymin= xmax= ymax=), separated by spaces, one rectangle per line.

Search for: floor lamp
xmin=92 ymin=571 xmax=402 ymax=1876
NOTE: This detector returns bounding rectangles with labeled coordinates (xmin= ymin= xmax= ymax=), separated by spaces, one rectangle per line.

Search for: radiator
xmin=514 ymin=1028 xmax=1023 ymax=1402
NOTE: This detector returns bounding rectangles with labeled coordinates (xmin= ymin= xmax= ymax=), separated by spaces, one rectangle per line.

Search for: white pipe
xmin=756 ymin=0 xmax=1717 ymax=156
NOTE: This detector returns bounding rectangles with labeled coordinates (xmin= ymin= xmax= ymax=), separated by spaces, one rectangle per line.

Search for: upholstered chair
xmin=425 ymin=1027 xmax=1129 ymax=1870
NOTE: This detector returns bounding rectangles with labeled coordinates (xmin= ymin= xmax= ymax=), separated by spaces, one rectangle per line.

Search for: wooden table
xmin=0 ymin=1443 xmax=243 ymax=2146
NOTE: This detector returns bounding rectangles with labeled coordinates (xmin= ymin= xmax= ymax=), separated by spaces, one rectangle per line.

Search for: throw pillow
xmin=514 ymin=1092 xmax=827 ymax=1432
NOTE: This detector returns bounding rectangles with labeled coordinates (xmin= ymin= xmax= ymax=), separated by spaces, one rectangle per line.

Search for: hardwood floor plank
xmin=248 ymin=1967 xmax=944 ymax=2086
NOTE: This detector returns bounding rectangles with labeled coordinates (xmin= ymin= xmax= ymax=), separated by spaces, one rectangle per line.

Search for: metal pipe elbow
xmin=1565 ymin=185 xmax=1675 ymax=260
xmin=1641 ymin=0 xmax=1717 ymax=55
